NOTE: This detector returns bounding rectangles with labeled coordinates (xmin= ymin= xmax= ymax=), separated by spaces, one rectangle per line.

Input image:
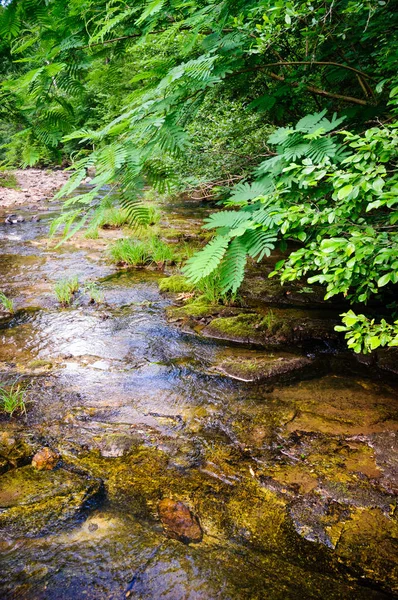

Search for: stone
xmin=32 ymin=446 xmax=60 ymax=470
xmin=158 ymin=498 xmax=203 ymax=544
xmin=0 ymin=431 xmax=34 ymax=471
xmin=201 ymin=310 xmax=338 ymax=348
xmin=0 ymin=465 xmax=102 ymax=537
xmin=212 ymin=349 xmax=315 ymax=383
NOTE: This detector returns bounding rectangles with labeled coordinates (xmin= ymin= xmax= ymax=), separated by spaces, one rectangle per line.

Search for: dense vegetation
xmin=0 ymin=0 xmax=397 ymax=352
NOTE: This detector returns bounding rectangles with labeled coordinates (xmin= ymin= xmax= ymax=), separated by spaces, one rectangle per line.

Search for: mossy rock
xmin=330 ymin=507 xmax=398 ymax=595
xmin=0 ymin=465 xmax=102 ymax=537
xmin=212 ymin=348 xmax=315 ymax=383
xmin=0 ymin=431 xmax=35 ymax=472
xmin=202 ymin=311 xmax=338 ymax=347
xmin=158 ymin=275 xmax=194 ymax=294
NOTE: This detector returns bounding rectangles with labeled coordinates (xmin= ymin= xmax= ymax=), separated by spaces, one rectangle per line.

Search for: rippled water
xmin=0 ymin=196 xmax=397 ymax=600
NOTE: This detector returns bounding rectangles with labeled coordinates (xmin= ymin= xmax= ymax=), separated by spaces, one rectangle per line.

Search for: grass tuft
xmin=54 ymin=276 xmax=79 ymax=306
xmin=0 ymin=383 xmax=27 ymax=416
xmin=109 ymin=236 xmax=176 ymax=268
xmin=0 ymin=292 xmax=14 ymax=313
xmin=85 ymin=282 xmax=104 ymax=304
xmin=194 ymin=272 xmax=230 ymax=304
xmin=0 ymin=171 xmax=19 ymax=190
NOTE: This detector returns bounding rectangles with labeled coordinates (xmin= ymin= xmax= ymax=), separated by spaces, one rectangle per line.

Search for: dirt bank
xmin=0 ymin=169 xmax=69 ymax=209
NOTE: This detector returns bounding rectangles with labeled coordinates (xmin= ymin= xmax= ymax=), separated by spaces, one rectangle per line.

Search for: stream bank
xmin=0 ymin=170 xmax=397 ymax=599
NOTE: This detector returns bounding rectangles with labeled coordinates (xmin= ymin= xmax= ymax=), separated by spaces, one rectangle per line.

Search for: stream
xmin=0 ymin=189 xmax=397 ymax=599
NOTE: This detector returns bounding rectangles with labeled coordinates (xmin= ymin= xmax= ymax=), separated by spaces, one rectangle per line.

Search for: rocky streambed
xmin=0 ymin=171 xmax=397 ymax=599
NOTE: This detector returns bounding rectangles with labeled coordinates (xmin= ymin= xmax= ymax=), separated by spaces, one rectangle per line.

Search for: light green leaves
xmin=337 ymin=184 xmax=353 ymax=199
xmin=137 ymin=0 xmax=166 ymax=25
xmin=336 ymin=312 xmax=398 ymax=354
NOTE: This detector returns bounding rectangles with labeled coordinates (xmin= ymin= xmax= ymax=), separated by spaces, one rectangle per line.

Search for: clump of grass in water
xmin=54 ymin=276 xmax=79 ymax=306
xmin=85 ymin=282 xmax=104 ymax=304
xmin=0 ymin=292 xmax=14 ymax=313
xmin=0 ymin=383 xmax=27 ymax=416
xmin=109 ymin=236 xmax=176 ymax=268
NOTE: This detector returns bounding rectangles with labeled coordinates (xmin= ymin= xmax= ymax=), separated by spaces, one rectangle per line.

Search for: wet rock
xmin=212 ymin=348 xmax=316 ymax=383
xmin=0 ymin=431 xmax=34 ymax=472
xmin=240 ymin=271 xmax=330 ymax=308
xmin=331 ymin=507 xmax=398 ymax=595
xmin=5 ymin=214 xmax=25 ymax=224
xmin=158 ymin=498 xmax=203 ymax=544
xmin=0 ymin=465 xmax=102 ymax=537
xmin=201 ymin=310 xmax=338 ymax=348
xmin=32 ymin=446 xmax=60 ymax=470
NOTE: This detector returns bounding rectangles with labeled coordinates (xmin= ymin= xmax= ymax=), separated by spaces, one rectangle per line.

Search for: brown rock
xmin=31 ymin=447 xmax=60 ymax=471
xmin=158 ymin=498 xmax=202 ymax=544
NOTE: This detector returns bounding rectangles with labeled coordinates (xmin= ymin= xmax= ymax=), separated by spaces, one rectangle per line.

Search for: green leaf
xmin=369 ymin=336 xmax=381 ymax=350
xmin=377 ymin=273 xmax=391 ymax=287
xmin=337 ymin=184 xmax=353 ymax=200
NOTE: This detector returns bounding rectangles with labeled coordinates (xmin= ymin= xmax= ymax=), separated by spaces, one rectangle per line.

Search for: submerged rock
xmin=31 ymin=446 xmax=60 ymax=470
xmin=158 ymin=498 xmax=203 ymax=544
xmin=0 ymin=465 xmax=102 ymax=537
xmin=212 ymin=348 xmax=315 ymax=383
xmin=0 ymin=431 xmax=34 ymax=473
xmin=5 ymin=214 xmax=25 ymax=224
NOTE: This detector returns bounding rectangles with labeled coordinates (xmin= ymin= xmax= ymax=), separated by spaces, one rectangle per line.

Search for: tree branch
xmin=255 ymin=60 xmax=374 ymax=80
xmin=229 ymin=66 xmax=370 ymax=106
xmin=268 ymin=71 xmax=369 ymax=106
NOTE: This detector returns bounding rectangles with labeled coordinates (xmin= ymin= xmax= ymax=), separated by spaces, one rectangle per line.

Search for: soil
xmin=0 ymin=169 xmax=69 ymax=209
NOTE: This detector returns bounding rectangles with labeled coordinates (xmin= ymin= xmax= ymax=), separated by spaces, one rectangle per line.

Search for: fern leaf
xmin=183 ymin=236 xmax=230 ymax=282
xmin=227 ymin=179 xmax=274 ymax=204
xmin=137 ymin=0 xmax=165 ymax=25
xmin=120 ymin=196 xmax=151 ymax=226
xmin=295 ymin=110 xmax=328 ymax=133
xmin=219 ymin=237 xmax=247 ymax=293
xmin=203 ymin=210 xmax=251 ymax=231
xmin=241 ymin=229 xmax=277 ymax=261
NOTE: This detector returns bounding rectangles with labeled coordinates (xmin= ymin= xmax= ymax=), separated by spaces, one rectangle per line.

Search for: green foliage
xmin=1 ymin=0 xmax=396 ymax=208
xmin=335 ymin=311 xmax=398 ymax=354
xmin=54 ymin=276 xmax=79 ymax=306
xmin=84 ymin=282 xmax=104 ymax=304
xmin=193 ymin=272 xmax=229 ymax=304
xmin=0 ymin=171 xmax=19 ymax=189
xmin=158 ymin=275 xmax=194 ymax=294
xmin=0 ymin=292 xmax=14 ymax=313
xmin=0 ymin=383 xmax=27 ymax=417
xmin=109 ymin=236 xmax=176 ymax=268
xmin=185 ymin=112 xmax=398 ymax=349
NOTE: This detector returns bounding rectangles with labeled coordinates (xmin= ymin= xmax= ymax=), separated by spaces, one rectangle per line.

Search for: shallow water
xmin=0 ymin=197 xmax=397 ymax=599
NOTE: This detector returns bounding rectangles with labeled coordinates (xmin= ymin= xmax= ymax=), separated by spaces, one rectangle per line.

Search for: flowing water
xmin=0 ymin=194 xmax=397 ymax=599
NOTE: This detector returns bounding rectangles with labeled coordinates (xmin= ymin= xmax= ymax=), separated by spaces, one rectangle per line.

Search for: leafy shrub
xmin=184 ymin=112 xmax=398 ymax=350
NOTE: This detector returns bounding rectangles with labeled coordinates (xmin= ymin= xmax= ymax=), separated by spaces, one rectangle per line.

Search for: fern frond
xmin=226 ymin=179 xmax=274 ymax=204
xmin=119 ymin=196 xmax=152 ymax=227
xmin=203 ymin=210 xmax=251 ymax=231
xmin=219 ymin=236 xmax=247 ymax=293
xmin=183 ymin=235 xmax=230 ymax=282
xmin=241 ymin=229 xmax=277 ymax=261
